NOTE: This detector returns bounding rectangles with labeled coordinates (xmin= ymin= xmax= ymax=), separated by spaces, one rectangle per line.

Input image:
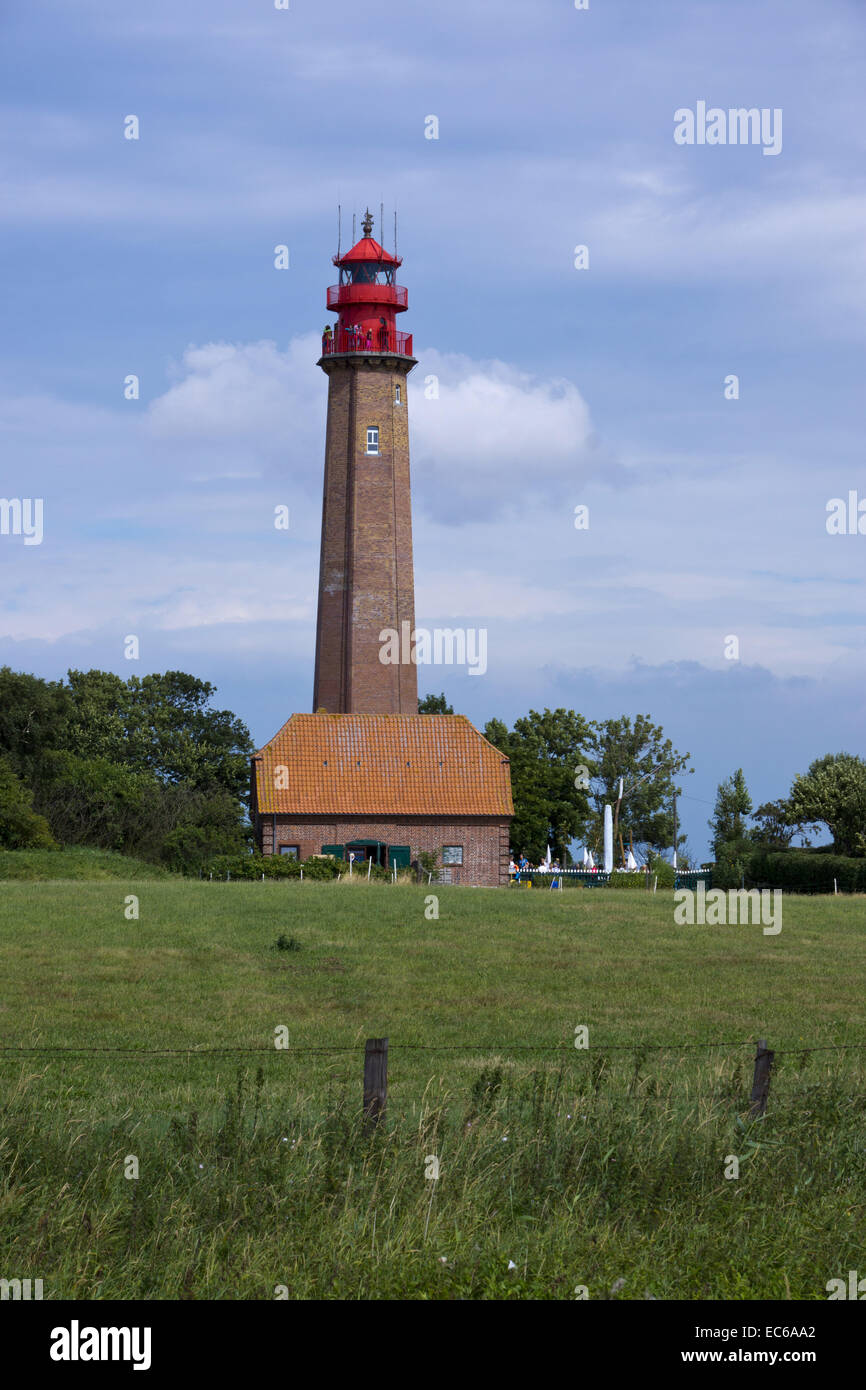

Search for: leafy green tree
xmin=751 ymin=799 xmax=795 ymax=849
xmin=585 ymin=715 xmax=692 ymax=862
xmin=787 ymin=752 xmax=866 ymax=856
xmin=65 ymin=669 xmax=254 ymax=802
xmin=33 ymin=751 xmax=165 ymax=853
xmin=484 ymin=708 xmax=591 ymax=864
xmin=0 ymin=667 xmax=70 ymax=782
xmin=159 ymin=819 xmax=248 ymax=874
xmin=0 ymin=755 xmax=55 ymax=848
xmin=0 ymin=666 xmax=253 ymax=866
xmin=33 ymin=751 xmax=248 ymax=862
xmin=418 ymin=692 xmax=454 ymax=714
xmin=61 ymin=669 xmax=132 ymax=765
xmin=708 ymin=768 xmax=753 ymax=858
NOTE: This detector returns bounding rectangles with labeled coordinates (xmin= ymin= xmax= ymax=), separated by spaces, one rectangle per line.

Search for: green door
xmin=388 ymin=845 xmax=411 ymax=869
xmin=321 ymin=844 xmax=345 ymax=860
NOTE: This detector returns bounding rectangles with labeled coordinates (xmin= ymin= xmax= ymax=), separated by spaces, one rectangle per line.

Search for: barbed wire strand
xmin=0 ymin=1041 xmax=864 ymax=1057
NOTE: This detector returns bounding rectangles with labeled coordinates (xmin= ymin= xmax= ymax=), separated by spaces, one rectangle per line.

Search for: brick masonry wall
xmin=257 ymin=814 xmax=511 ymax=887
xmin=313 ymin=356 xmax=418 ymax=715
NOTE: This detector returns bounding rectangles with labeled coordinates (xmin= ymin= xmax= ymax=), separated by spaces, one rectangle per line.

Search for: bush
xmin=273 ymin=934 xmax=301 ymax=952
xmin=418 ymin=849 xmax=438 ymax=876
xmin=712 ymin=838 xmax=754 ymax=890
xmin=747 ymin=849 xmax=866 ymax=894
xmin=199 ymin=853 xmax=349 ymax=881
xmin=204 ymin=853 xmax=300 ymax=880
xmin=607 ymin=872 xmax=653 ymax=891
xmin=645 ymin=855 xmax=676 ymax=888
xmin=0 ymin=756 xmax=56 ymax=849
xmin=159 ymin=822 xmax=248 ymax=874
xmin=299 ymin=854 xmax=342 ymax=880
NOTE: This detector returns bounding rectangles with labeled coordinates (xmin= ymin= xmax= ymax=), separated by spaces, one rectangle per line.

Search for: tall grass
xmin=1 ymin=1050 xmax=864 ymax=1299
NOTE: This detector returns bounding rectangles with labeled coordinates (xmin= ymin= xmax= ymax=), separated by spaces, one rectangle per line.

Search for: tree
xmin=787 ymin=753 xmax=866 ymax=857
xmin=585 ymin=715 xmax=692 ymax=863
xmin=675 ymin=836 xmax=695 ymax=870
xmin=32 ymin=751 xmax=165 ymax=853
xmin=0 ymin=666 xmax=254 ymax=867
xmin=708 ymin=769 xmax=753 ymax=859
xmin=157 ymin=787 xmax=250 ymax=871
xmin=32 ymin=751 xmax=248 ymax=863
xmin=0 ymin=755 xmax=55 ymax=849
xmin=484 ymin=708 xmax=591 ymax=864
xmin=0 ymin=667 xmax=70 ymax=782
xmin=418 ymin=692 xmax=454 ymax=715
xmin=751 ymin=799 xmax=795 ymax=849
xmin=65 ymin=669 xmax=254 ymax=803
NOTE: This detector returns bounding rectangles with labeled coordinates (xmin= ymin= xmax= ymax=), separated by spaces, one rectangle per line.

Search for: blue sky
xmin=2 ymin=0 xmax=865 ymax=858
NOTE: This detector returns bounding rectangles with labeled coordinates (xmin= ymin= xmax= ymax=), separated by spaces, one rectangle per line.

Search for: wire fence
xmin=4 ymin=1036 xmax=864 ymax=1124
xmin=1 ymin=1039 xmax=864 ymax=1057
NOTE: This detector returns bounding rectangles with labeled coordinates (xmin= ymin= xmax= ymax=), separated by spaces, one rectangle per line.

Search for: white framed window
xmin=394 ymin=384 xmax=402 ymax=405
xmin=442 ymin=845 xmax=463 ymax=866
xmin=366 ymin=426 xmax=380 ymax=454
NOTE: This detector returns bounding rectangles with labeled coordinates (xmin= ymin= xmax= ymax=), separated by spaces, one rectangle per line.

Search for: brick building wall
xmin=257 ymin=814 xmax=510 ymax=887
xmin=313 ymin=356 xmax=418 ymax=715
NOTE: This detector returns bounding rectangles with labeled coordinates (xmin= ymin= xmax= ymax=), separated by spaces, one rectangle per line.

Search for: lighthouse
xmin=313 ymin=208 xmax=418 ymax=715
xmin=250 ymin=211 xmax=513 ymax=885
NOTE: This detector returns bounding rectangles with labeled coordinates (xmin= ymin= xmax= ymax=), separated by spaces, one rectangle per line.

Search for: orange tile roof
xmin=254 ymin=714 xmax=513 ymax=818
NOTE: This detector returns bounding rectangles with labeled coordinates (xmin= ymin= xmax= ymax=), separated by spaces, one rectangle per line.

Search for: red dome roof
xmin=334 ymin=235 xmax=401 ymax=267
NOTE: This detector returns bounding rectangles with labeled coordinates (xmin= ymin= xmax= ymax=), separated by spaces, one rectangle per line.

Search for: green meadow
xmin=0 ymin=868 xmax=864 ymax=1299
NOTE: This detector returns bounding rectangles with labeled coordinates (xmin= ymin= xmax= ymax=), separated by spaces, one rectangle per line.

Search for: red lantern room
xmin=321 ymin=208 xmax=414 ymax=359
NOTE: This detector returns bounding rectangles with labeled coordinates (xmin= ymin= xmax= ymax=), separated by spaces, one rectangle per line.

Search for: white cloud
xmin=143 ymin=337 xmax=607 ymax=521
xmin=149 ymin=337 xmax=321 ymax=444
xmin=2 ymin=333 xmax=864 ymax=686
xmin=409 ymin=349 xmax=598 ymax=520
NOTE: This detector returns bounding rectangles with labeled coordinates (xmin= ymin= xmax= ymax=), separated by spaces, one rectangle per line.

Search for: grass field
xmin=1 ymin=872 xmax=864 ymax=1299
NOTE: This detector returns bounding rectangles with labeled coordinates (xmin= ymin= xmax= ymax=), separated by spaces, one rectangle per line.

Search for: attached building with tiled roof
xmin=252 ymin=713 xmax=513 ymax=885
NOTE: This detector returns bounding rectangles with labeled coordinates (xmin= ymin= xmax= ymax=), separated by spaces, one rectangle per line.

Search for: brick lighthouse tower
xmin=250 ymin=211 xmax=513 ymax=885
xmin=313 ymin=208 xmax=418 ymax=715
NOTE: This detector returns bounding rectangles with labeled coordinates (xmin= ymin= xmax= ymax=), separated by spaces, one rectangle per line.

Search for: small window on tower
xmin=394 ymin=384 xmax=402 ymax=405
xmin=366 ymin=426 xmax=380 ymax=454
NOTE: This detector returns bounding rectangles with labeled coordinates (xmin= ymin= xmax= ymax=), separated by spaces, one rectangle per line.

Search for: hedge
xmin=746 ymin=849 xmax=866 ymax=894
xmin=606 ymin=872 xmax=657 ymax=891
xmin=199 ymin=853 xmax=340 ymax=881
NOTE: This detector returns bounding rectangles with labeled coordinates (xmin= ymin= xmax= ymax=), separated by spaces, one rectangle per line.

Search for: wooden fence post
xmin=749 ymin=1038 xmax=773 ymax=1117
xmin=363 ymin=1037 xmax=388 ymax=1131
